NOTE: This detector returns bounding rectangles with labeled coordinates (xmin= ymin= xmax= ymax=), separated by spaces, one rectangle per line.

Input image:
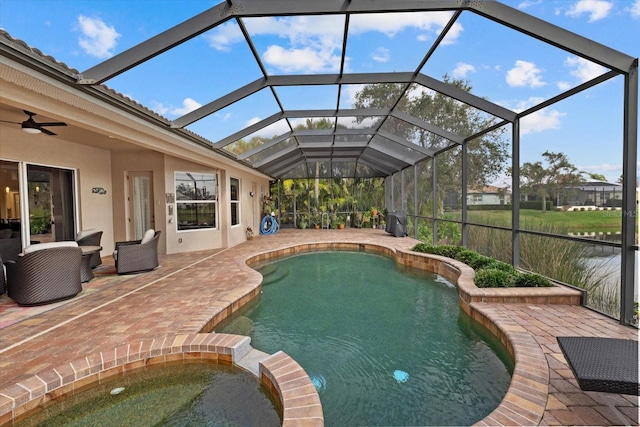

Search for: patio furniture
xmin=557 ymin=336 xmax=639 ymax=396
xmin=0 ymin=228 xmax=22 ymax=262
xmin=76 ymin=229 xmax=103 ymax=268
xmin=79 ymin=245 xmax=102 ymax=282
xmin=113 ymin=229 xmax=161 ymax=274
xmin=5 ymin=241 xmax=82 ymax=306
xmin=0 ymin=254 xmax=5 ymax=295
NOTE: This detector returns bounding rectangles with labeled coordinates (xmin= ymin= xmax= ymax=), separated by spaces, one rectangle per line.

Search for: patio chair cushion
xmin=76 ymin=229 xmax=98 ymax=240
xmin=141 ymin=229 xmax=155 ymax=244
xmin=23 ymin=241 xmax=78 ymax=255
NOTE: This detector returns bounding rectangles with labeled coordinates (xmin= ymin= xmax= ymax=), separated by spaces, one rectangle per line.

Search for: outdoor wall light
xmin=249 ymin=191 xmax=254 ymax=197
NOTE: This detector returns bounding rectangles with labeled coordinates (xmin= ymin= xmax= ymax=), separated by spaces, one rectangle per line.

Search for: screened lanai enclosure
xmin=47 ymin=0 xmax=640 ymax=325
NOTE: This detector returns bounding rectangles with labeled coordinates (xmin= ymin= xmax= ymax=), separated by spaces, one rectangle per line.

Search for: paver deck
xmin=1 ymin=228 xmax=637 ymax=426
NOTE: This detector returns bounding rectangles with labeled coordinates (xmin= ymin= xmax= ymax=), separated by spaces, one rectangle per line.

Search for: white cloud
xmin=350 ymin=11 xmax=459 ymax=41
xmin=452 ymin=62 xmax=475 ymax=78
xmin=371 ymin=47 xmax=390 ymax=63
xmin=631 ymin=0 xmax=640 ymax=17
xmin=263 ymin=45 xmax=341 ymax=73
xmin=517 ymin=0 xmax=542 ymax=9
xmin=206 ymin=12 xmax=463 ymax=74
xmin=505 ymin=97 xmax=566 ymax=135
xmin=76 ymin=16 xmax=120 ymax=58
xmin=557 ymin=81 xmax=572 ymax=91
xmin=506 ymin=60 xmax=546 ymax=88
xmin=565 ymin=56 xmax=607 ymax=83
xmin=566 ymin=0 xmax=613 ymax=22
xmin=171 ymin=98 xmax=202 ymax=116
xmin=520 ymin=109 xmax=565 ymax=135
xmin=149 ymin=98 xmax=202 ymax=117
xmin=204 ymin=21 xmax=244 ymax=51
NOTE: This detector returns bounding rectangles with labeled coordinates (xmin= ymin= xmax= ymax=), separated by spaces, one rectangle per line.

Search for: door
xmin=127 ymin=171 xmax=154 ymax=240
xmin=26 ymin=164 xmax=75 ymax=244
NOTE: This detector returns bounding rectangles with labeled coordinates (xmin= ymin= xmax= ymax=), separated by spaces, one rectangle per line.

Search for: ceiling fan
xmin=0 ymin=110 xmax=67 ymax=135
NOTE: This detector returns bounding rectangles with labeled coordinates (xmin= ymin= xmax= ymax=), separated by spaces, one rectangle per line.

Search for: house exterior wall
xmin=466 ymin=193 xmax=511 ymax=206
xmin=0 ymin=125 xmax=115 ymax=257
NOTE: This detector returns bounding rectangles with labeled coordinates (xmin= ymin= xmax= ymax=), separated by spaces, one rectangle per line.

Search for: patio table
xmin=557 ymin=336 xmax=639 ymax=396
xmin=79 ymin=245 xmax=102 ymax=282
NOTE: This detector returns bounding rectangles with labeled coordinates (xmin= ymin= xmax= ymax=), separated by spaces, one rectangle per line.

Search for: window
xmin=230 ymin=177 xmax=240 ymax=226
xmin=175 ymin=172 xmax=217 ymax=230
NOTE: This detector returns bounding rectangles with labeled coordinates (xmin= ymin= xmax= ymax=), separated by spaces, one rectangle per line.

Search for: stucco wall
xmin=0 ymin=126 xmax=115 ymax=257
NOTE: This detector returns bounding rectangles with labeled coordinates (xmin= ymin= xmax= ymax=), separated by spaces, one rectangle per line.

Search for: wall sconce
xmin=249 ymin=191 xmax=254 ymax=197
xmin=35 ymin=186 xmax=40 ymax=192
xmin=92 ymin=187 xmax=107 ymax=195
xmin=4 ymin=186 xmax=9 ymax=193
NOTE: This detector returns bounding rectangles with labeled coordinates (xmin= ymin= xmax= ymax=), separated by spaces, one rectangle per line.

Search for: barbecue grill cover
xmin=387 ymin=211 xmax=407 ymax=237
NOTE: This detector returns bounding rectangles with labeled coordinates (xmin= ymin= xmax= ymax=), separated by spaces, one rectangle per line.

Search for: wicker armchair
xmin=76 ymin=229 xmax=103 ymax=268
xmin=0 ymin=254 xmax=6 ymax=295
xmin=113 ymin=230 xmax=161 ymax=274
xmin=5 ymin=242 xmax=82 ymax=306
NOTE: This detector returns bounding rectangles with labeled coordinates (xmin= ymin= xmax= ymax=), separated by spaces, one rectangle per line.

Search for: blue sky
xmin=1 ymin=0 xmax=638 ymax=183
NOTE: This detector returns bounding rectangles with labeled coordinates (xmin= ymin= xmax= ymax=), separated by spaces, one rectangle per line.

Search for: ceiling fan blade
xmin=38 ymin=122 xmax=67 ymax=127
xmin=0 ymin=120 xmax=21 ymax=124
xmin=39 ymin=127 xmax=57 ymax=136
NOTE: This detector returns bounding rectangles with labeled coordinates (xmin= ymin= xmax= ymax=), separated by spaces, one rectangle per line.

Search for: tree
xmin=586 ymin=172 xmax=607 ymax=182
xmin=520 ymin=151 xmax=583 ymax=212
xmin=352 ymin=76 xmax=510 ymax=215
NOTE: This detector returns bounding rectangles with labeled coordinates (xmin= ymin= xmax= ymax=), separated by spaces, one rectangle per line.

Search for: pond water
xmin=18 ymin=363 xmax=280 ymax=427
xmin=217 ymin=251 xmax=513 ymax=426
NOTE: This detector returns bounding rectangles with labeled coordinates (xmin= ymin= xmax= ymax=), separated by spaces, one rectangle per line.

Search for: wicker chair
xmin=0 ymin=254 xmax=6 ymax=295
xmin=113 ymin=230 xmax=161 ymax=274
xmin=76 ymin=229 xmax=103 ymax=268
xmin=5 ymin=242 xmax=82 ymax=306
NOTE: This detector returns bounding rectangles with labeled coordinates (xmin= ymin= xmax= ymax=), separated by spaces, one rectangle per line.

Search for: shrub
xmin=411 ymin=244 xmax=464 ymax=259
xmin=411 ymin=244 xmax=553 ymax=289
xmin=486 ymin=260 xmax=518 ymax=274
xmin=514 ymin=272 xmax=553 ymax=288
xmin=475 ymin=268 xmax=515 ymax=288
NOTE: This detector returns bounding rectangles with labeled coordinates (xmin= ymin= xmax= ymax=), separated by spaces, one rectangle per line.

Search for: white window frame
xmin=174 ymin=171 xmax=218 ymax=232
xmin=230 ymin=177 xmax=240 ymax=227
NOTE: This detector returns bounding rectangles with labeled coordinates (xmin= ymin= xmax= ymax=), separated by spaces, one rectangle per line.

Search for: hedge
xmin=412 ymin=243 xmax=553 ymax=288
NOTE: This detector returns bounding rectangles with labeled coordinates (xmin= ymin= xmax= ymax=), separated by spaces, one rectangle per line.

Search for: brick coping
xmin=2 ymin=241 xmax=586 ymax=427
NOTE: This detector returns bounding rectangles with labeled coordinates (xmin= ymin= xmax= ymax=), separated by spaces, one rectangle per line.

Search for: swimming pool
xmin=218 ymin=250 xmax=513 ymax=426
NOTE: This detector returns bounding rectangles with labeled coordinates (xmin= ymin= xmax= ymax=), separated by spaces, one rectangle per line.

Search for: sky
xmin=0 ymin=0 xmax=638 ymax=183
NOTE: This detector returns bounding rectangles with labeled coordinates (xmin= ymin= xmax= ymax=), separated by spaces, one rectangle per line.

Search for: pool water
xmin=218 ymin=251 xmax=513 ymax=426
xmin=19 ymin=363 xmax=280 ymax=427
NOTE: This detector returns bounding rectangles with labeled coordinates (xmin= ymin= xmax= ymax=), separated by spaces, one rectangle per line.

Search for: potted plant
xmin=371 ymin=207 xmax=378 ymax=217
xmin=246 ymin=227 xmax=254 ymax=240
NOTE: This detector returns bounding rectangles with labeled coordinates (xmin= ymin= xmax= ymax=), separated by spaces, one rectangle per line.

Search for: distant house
xmin=566 ymin=181 xmax=623 ymax=207
xmin=467 ymin=185 xmax=511 ymax=206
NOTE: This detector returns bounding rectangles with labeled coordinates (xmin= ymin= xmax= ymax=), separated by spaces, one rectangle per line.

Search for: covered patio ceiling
xmin=4 ymin=0 xmax=637 ymax=180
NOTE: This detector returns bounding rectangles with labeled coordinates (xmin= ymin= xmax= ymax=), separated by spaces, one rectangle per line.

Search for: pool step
xmin=236 ymin=348 xmax=270 ymax=377
xmin=261 ymin=266 xmax=289 ymax=285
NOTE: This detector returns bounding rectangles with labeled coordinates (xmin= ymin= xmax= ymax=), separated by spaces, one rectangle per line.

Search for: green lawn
xmin=465 ymin=209 xmax=624 ymax=233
